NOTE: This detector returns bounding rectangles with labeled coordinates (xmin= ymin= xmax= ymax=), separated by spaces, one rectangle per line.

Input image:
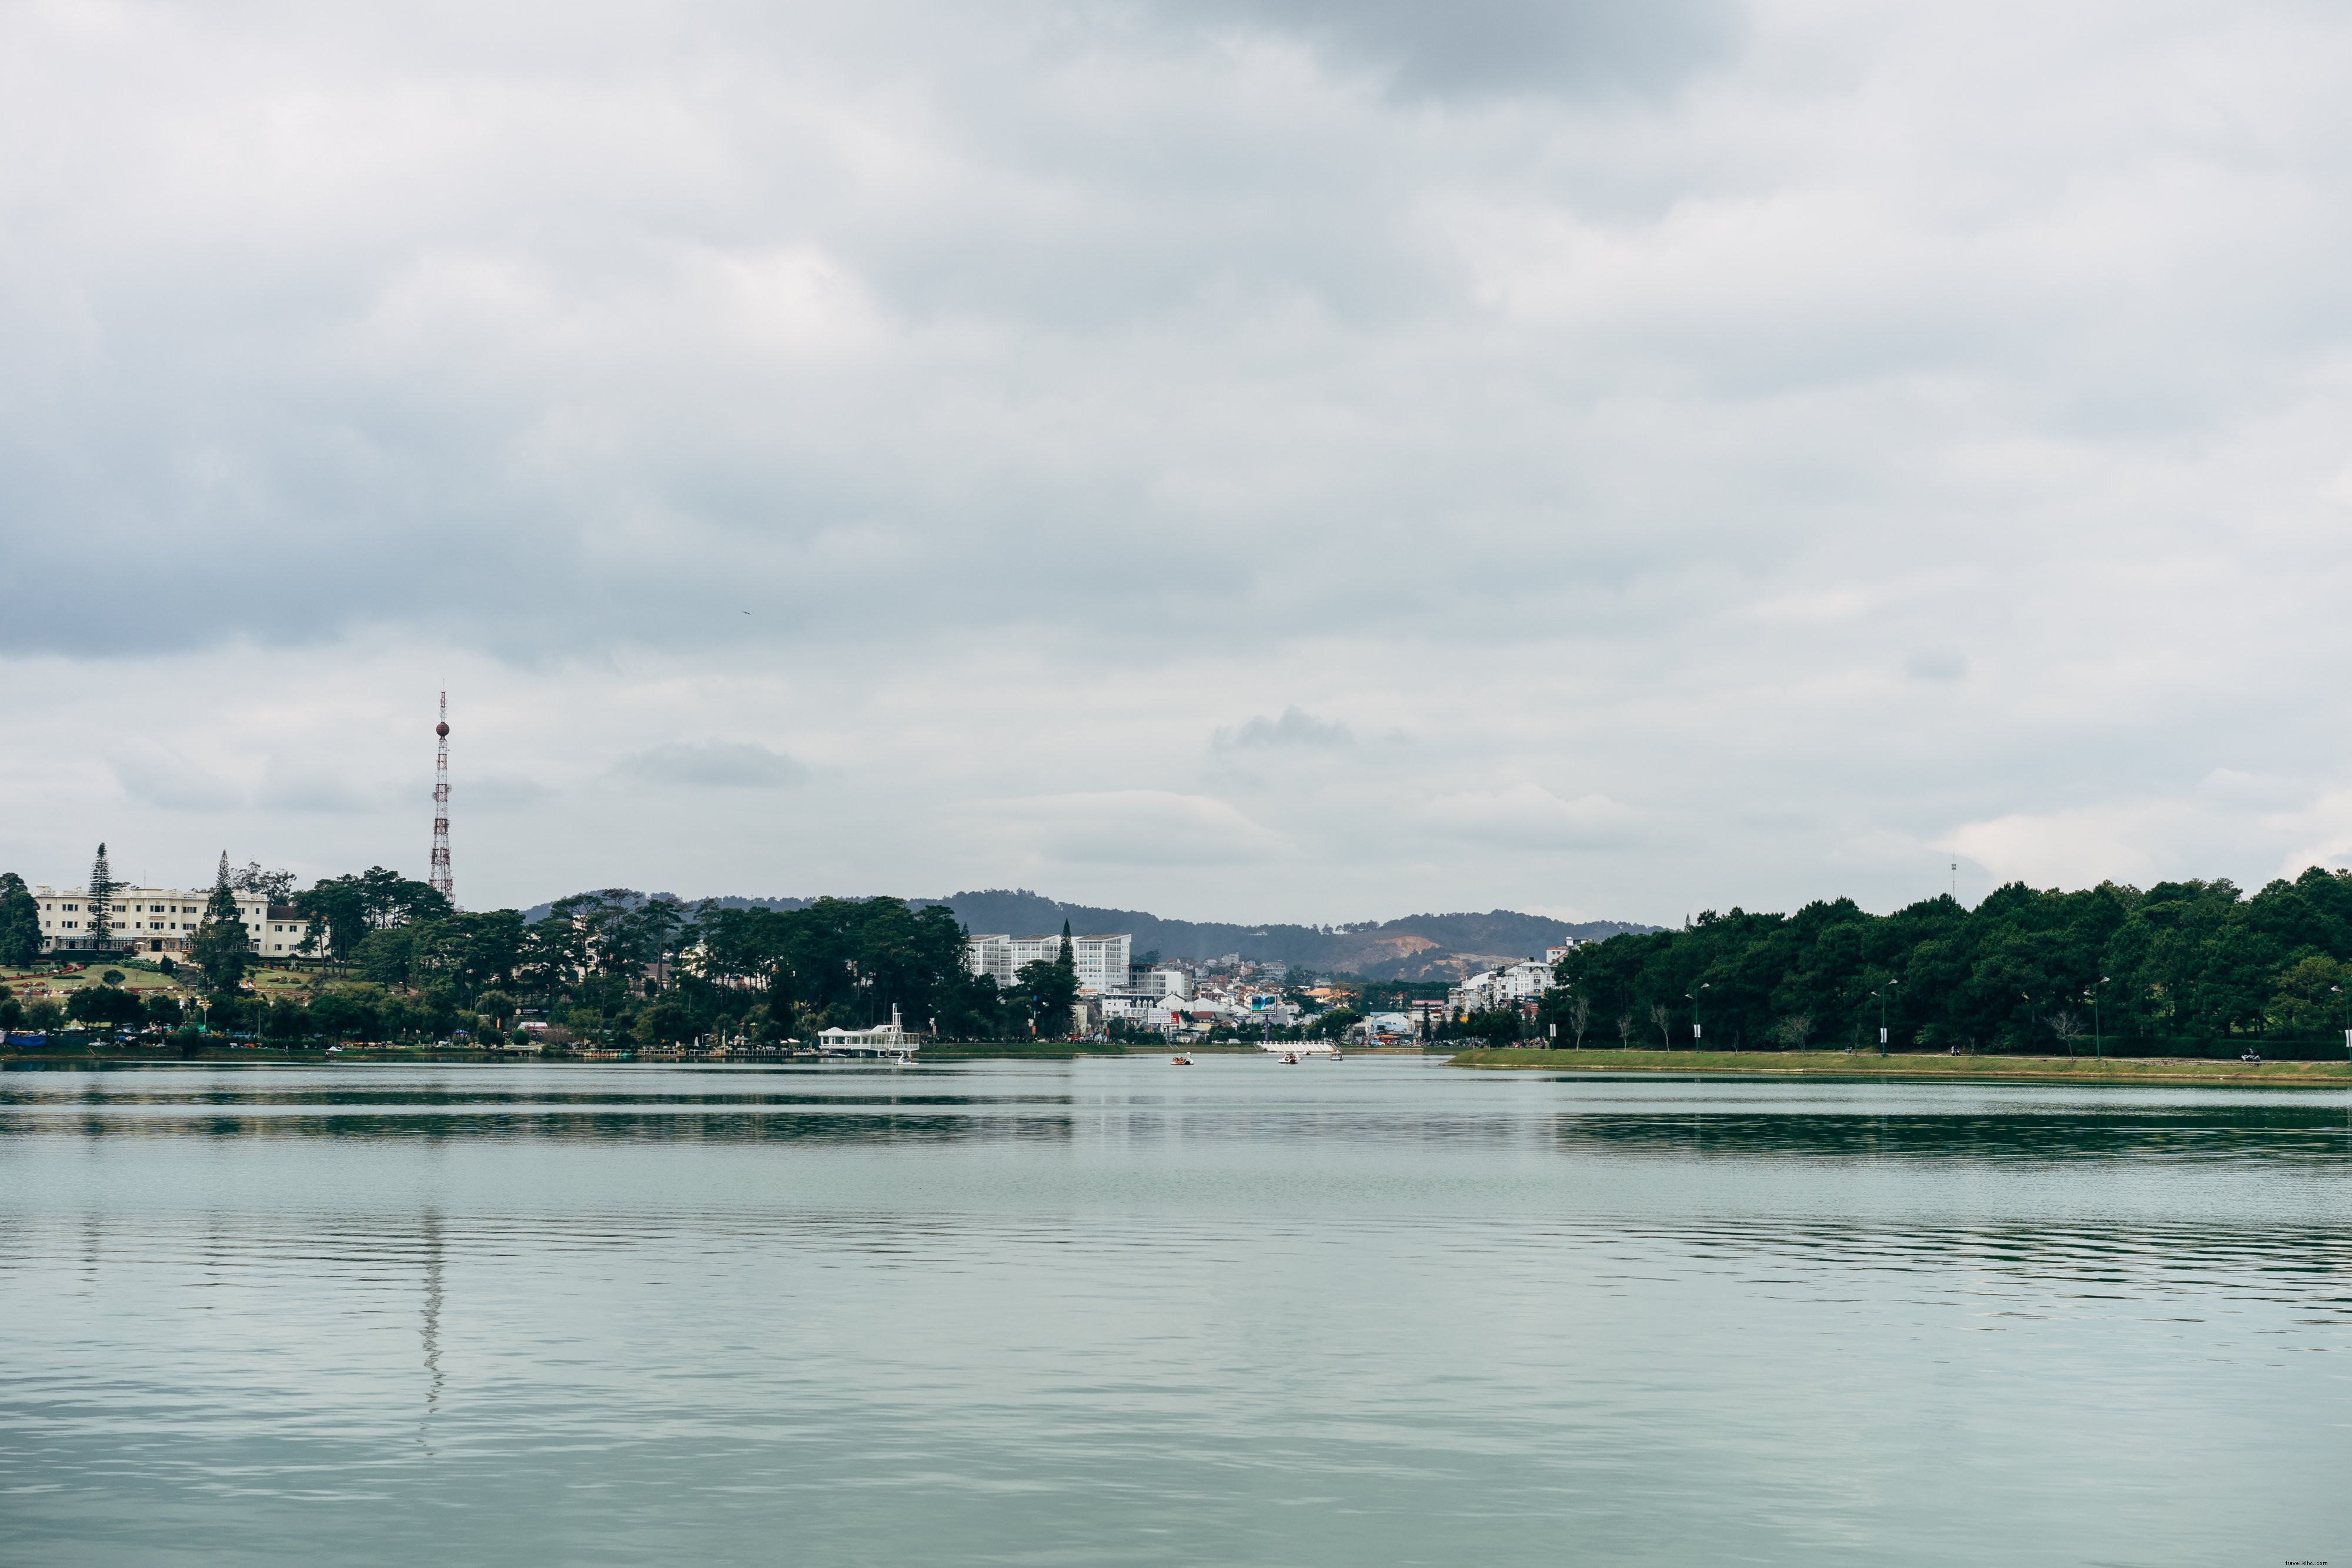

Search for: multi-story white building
xmin=30 ymin=885 xmax=310 ymax=958
xmin=1448 ymin=959 xmax=1558 ymax=1014
xmin=1545 ymin=941 xmax=1579 ymax=965
xmin=965 ymin=932 xmax=1135 ymax=995
xmin=1125 ymin=966 xmax=1193 ymax=1000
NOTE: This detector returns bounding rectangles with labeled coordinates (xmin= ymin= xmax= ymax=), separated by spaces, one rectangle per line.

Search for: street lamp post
xmin=2090 ymin=975 xmax=2109 ymax=1061
xmin=2335 ymin=983 xmax=2350 ymax=1063
xmin=1871 ymin=980 xmax=1899 ymax=1057
xmin=1686 ymin=983 xmax=1710 ymax=1053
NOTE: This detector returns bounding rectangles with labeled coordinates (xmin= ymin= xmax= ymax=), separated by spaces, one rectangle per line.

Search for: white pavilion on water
xmin=814 ymin=1005 xmax=923 ymax=1057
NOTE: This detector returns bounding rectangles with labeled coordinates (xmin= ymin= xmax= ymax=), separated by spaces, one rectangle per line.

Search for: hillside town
xmin=967 ymin=928 xmax=1574 ymax=1046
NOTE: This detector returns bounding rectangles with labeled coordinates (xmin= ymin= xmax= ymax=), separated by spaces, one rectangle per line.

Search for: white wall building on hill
xmin=1449 ymin=959 xmax=1558 ymax=1014
xmin=29 ymin=885 xmax=308 ymax=958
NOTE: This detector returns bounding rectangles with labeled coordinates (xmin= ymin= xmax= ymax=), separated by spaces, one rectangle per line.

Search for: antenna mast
xmin=430 ymin=693 xmax=453 ymax=904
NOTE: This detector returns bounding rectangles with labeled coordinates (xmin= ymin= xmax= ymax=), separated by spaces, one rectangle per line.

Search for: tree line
xmin=2 ymin=863 xmax=1088 ymax=1047
xmin=1531 ymin=868 xmax=2352 ymax=1052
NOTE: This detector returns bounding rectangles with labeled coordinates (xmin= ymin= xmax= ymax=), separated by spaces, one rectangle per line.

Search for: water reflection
xmin=418 ymin=1209 xmax=442 ymax=1457
xmin=3 ymin=1062 xmax=2344 ymax=1165
xmin=2 ymin=1061 xmax=2346 ymax=1568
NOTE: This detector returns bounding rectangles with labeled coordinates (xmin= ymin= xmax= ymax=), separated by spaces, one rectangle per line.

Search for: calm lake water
xmin=2 ymin=1057 xmax=2346 ymax=1566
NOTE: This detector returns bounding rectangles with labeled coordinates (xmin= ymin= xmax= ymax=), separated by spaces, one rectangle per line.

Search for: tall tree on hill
xmin=0 ymin=872 xmax=40 ymax=965
xmin=229 ymin=862 xmax=300 ymax=902
xmin=187 ymin=880 xmax=254 ymax=995
xmin=87 ymin=843 xmax=116 ymax=951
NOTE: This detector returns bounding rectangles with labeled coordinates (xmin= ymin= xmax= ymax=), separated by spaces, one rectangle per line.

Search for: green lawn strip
xmin=1449 ymin=1048 xmax=2351 ymax=1085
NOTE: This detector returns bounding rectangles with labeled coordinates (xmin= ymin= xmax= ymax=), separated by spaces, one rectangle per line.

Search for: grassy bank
xmin=1449 ymin=1048 xmax=2352 ymax=1085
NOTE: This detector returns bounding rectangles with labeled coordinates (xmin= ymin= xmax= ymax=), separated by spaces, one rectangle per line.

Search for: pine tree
xmin=188 ymin=878 xmax=253 ymax=995
xmin=87 ymin=842 xmax=115 ymax=952
xmin=215 ymin=851 xmax=230 ymax=889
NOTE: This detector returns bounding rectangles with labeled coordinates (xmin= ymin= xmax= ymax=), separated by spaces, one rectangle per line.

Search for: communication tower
xmin=430 ymin=693 xmax=453 ymax=904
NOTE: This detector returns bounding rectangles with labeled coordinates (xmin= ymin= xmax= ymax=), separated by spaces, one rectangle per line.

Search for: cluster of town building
xmin=963 ymin=932 xmax=1578 ymax=1042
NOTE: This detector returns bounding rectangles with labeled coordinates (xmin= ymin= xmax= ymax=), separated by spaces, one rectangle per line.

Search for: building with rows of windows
xmin=29 ymin=885 xmax=316 ymax=958
xmin=964 ymin=931 xmax=1138 ymax=995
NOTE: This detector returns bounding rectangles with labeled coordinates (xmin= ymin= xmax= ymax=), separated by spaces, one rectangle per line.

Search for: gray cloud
xmin=1165 ymin=0 xmax=1744 ymax=99
xmin=1215 ymin=707 xmax=1354 ymax=750
xmin=1907 ymin=648 xmax=1967 ymax=683
xmin=4 ymin=0 xmax=2351 ymax=922
xmin=614 ymin=742 xmax=808 ymax=790
xmin=108 ymin=745 xmax=246 ymax=813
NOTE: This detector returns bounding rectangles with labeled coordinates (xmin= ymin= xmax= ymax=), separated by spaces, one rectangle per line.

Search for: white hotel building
xmin=31 ymin=886 xmax=315 ymax=958
xmin=965 ymin=932 xmax=1134 ymax=995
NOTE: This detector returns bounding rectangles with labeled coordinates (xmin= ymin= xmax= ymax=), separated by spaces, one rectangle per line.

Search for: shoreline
xmin=1448 ymin=1047 xmax=2351 ymax=1085
xmin=0 ymin=1042 xmax=1355 ymax=1068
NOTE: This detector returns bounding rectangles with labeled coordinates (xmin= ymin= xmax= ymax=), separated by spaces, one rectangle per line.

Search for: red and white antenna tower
xmin=429 ymin=692 xmax=453 ymax=904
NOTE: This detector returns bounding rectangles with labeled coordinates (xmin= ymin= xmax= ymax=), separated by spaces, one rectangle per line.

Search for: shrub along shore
xmin=1450 ymin=1047 xmax=2350 ymax=1084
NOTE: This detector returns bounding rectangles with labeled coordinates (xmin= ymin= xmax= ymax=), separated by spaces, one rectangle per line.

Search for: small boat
xmin=1171 ymin=1052 xmax=1192 ymax=1065
xmin=1328 ymin=1046 xmax=1344 ymax=1061
xmin=1282 ymin=1052 xmax=1299 ymax=1065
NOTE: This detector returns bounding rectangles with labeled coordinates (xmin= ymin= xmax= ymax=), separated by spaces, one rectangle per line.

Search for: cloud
xmin=1214 ymin=707 xmax=1354 ymax=751
xmin=1163 ymin=0 xmax=1743 ymax=99
xmin=463 ymin=773 xmax=562 ymax=812
xmin=983 ymin=791 xmax=1289 ymax=867
xmin=256 ymin=761 xmax=391 ymax=814
xmin=613 ymin=742 xmax=808 ymax=790
xmin=1424 ymin=783 xmax=1635 ymax=850
xmin=108 ymin=744 xmax=247 ymax=812
xmin=1906 ymin=648 xmax=1967 ymax=682
xmin=1943 ymin=808 xmax=2174 ymax=890
xmin=4 ymin=0 xmax=2352 ymax=925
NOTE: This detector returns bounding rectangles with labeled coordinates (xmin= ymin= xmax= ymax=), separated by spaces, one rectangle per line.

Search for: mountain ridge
xmin=519 ymin=887 xmax=1656 ymax=981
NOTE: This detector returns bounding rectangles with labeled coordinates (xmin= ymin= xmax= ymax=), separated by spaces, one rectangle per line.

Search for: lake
xmin=2 ymin=1057 xmax=2344 ymax=1566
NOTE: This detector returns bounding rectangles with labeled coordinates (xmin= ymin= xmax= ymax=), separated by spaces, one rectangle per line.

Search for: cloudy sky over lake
xmin=6 ymin=0 xmax=2351 ymax=925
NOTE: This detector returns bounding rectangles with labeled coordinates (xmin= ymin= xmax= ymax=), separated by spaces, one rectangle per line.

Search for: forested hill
xmin=920 ymin=891 xmax=1648 ymax=979
xmin=521 ymin=888 xmax=1651 ymax=979
xmin=1554 ymin=868 xmax=2352 ymax=1051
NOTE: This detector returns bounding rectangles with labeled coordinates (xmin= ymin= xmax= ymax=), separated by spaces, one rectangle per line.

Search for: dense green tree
xmin=633 ymin=995 xmax=696 ymax=1044
xmin=143 ymin=992 xmax=185 ymax=1029
xmin=689 ymin=896 xmax=1001 ymax=1039
xmin=293 ymin=868 xmax=449 ymax=961
xmin=228 ymin=862 xmax=300 ymax=902
xmin=1556 ymin=868 xmax=2352 ymax=1052
xmin=308 ymin=991 xmax=372 ymax=1041
xmin=0 ymin=872 xmax=41 ymax=965
xmin=186 ymin=882 xmax=255 ymax=995
xmin=1312 ymin=1007 xmax=1362 ymax=1039
xmin=67 ymin=984 xmax=144 ymax=1029
xmin=353 ymin=924 xmax=419 ymax=985
xmin=1015 ymin=923 xmax=1081 ymax=1038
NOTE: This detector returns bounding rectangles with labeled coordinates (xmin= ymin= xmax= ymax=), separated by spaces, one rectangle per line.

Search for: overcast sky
xmin=5 ymin=0 xmax=2351 ymax=925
